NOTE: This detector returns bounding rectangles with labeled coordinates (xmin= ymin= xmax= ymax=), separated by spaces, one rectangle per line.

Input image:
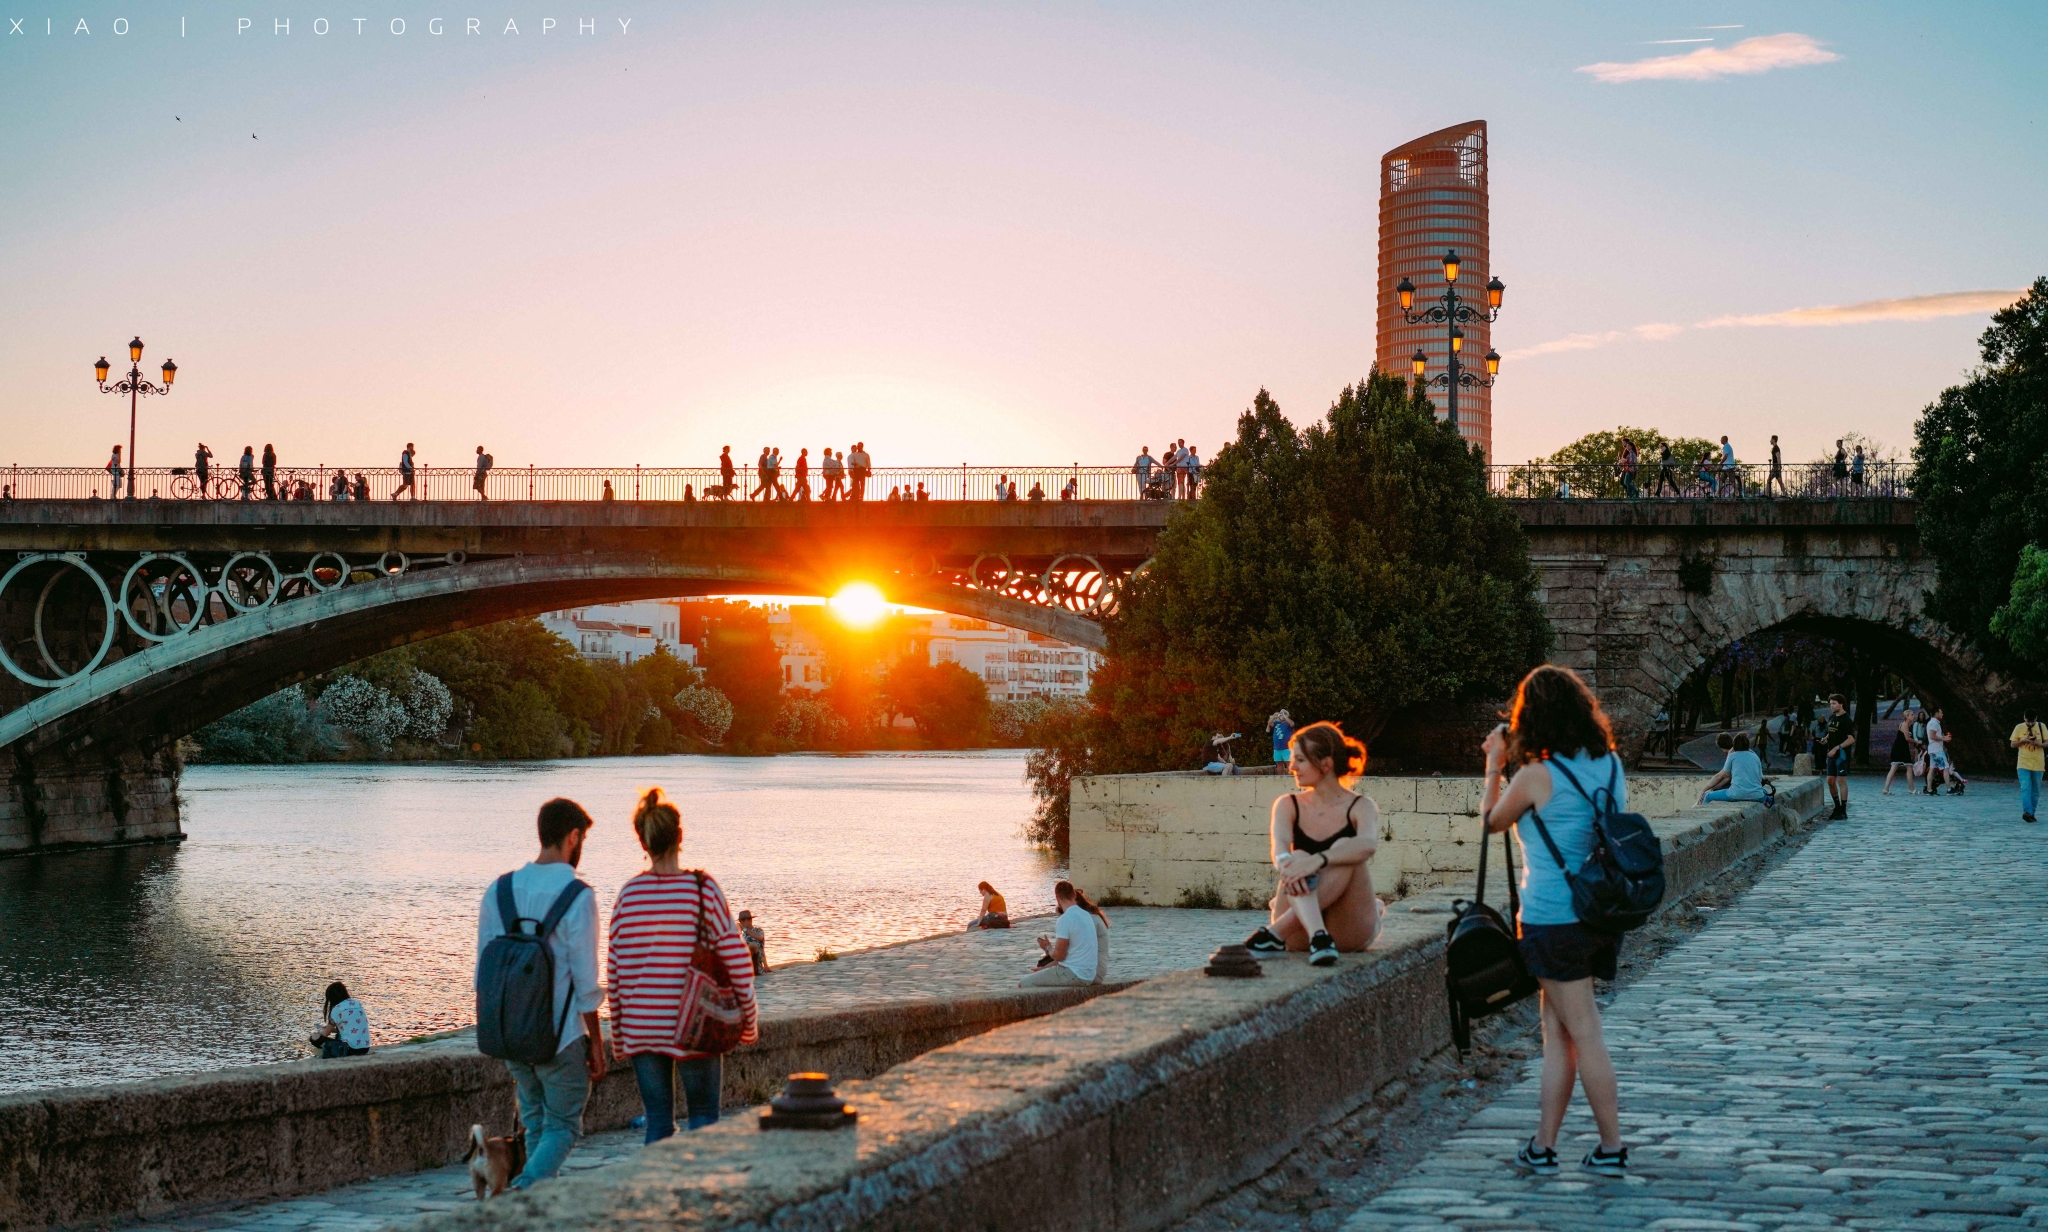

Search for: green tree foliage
xmin=1913 ymin=277 xmax=2048 ymax=666
xmin=697 ymin=606 xmax=786 ymax=753
xmin=188 ymin=686 xmax=344 ymax=763
xmin=1022 ymin=696 xmax=1095 ymax=851
xmin=1087 ymin=374 xmax=1548 ymax=778
xmin=1990 ymin=544 xmax=2048 ymax=668
xmin=1506 ymin=425 xmax=1715 ymax=498
xmin=880 ymin=658 xmax=992 ymax=748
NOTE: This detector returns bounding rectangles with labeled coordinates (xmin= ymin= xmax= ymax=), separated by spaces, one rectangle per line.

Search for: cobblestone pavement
xmin=137 ymin=906 xmax=1270 ymax=1231
xmin=1343 ymin=781 xmax=2048 ymax=1232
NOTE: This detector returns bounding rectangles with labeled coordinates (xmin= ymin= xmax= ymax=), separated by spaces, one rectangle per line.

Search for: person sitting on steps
xmin=1243 ymin=721 xmax=1383 ymax=967
xmin=1019 ymin=880 xmax=1109 ymax=986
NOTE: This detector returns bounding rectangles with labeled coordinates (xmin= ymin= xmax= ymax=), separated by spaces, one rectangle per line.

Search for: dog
xmin=463 ymin=1121 xmax=526 ymax=1200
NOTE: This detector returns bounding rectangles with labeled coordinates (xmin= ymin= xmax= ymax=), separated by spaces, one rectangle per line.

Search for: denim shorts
xmin=1518 ymin=922 xmax=1619 ymax=983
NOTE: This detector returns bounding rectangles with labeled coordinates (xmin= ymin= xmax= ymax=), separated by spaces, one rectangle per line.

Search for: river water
xmin=0 ymin=752 xmax=1059 ymax=1094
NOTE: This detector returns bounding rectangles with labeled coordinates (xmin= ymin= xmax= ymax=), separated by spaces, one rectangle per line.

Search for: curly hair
xmin=1504 ymin=665 xmax=1614 ymax=766
xmin=1289 ymin=720 xmax=1369 ymax=787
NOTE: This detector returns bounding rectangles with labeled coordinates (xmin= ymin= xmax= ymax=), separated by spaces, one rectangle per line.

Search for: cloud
xmin=1505 ymin=290 xmax=2024 ymax=360
xmin=1578 ymin=32 xmax=1838 ymax=83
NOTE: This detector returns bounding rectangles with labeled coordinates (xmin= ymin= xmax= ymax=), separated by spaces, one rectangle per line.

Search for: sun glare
xmin=830 ymin=582 xmax=889 ymax=628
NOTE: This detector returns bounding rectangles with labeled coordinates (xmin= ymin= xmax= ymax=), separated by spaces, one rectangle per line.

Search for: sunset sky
xmin=4 ymin=1 xmax=2043 ymax=474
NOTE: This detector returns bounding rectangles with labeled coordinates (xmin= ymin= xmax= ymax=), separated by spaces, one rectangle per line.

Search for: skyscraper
xmin=1376 ymin=120 xmax=1491 ymax=458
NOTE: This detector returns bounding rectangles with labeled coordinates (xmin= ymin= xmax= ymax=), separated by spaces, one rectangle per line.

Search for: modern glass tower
xmin=1377 ymin=120 xmax=1491 ymax=458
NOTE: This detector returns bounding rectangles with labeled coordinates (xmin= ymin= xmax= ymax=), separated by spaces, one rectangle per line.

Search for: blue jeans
xmin=2020 ymin=768 xmax=2040 ymax=817
xmin=631 ymin=1053 xmax=722 ymax=1142
xmin=1703 ymin=787 xmax=1767 ymax=803
xmin=505 ymin=1038 xmax=591 ymax=1188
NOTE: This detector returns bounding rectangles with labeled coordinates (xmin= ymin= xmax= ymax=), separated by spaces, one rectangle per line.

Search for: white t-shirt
xmin=330 ymin=998 xmax=371 ymax=1050
xmin=1926 ymin=718 xmax=1949 ymax=764
xmin=1054 ymin=905 xmax=1099 ymax=983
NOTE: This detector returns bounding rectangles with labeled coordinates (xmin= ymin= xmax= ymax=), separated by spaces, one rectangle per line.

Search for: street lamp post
xmin=1396 ymin=250 xmax=1503 ymax=437
xmin=94 ymin=336 xmax=178 ymax=500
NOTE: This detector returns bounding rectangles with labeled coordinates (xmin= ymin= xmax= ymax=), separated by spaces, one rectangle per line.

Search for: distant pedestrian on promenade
xmin=1242 ymin=721 xmax=1382 ymax=966
xmin=718 ymin=446 xmax=736 ymax=500
xmin=2011 ymin=709 xmax=2044 ymax=823
xmin=1184 ymin=445 xmax=1203 ymax=497
xmin=393 ymin=443 xmax=416 ymax=500
xmin=1718 ymin=435 xmax=1739 ymax=498
xmin=1020 ymin=880 xmax=1110 ymax=986
xmin=1766 ymin=435 xmax=1785 ymax=497
xmin=793 ymin=448 xmax=811 ymax=501
xmin=1133 ymin=446 xmax=1154 ymax=497
xmin=821 ymin=449 xmax=844 ymax=500
xmin=1060 ymin=476 xmax=1076 ymax=500
xmin=1925 ymin=707 xmax=1963 ymax=794
xmin=1478 ymin=664 xmax=1629 ymax=1178
xmin=995 ymin=474 xmax=1013 ymax=502
xmin=1618 ymin=437 xmax=1638 ymax=499
xmin=310 ymin=981 xmax=371 ymax=1058
xmin=607 ymin=788 xmax=757 ymax=1143
xmin=473 ymin=446 xmax=493 ymax=500
xmin=848 ymin=443 xmax=871 ymax=501
xmin=1851 ymin=443 xmax=1866 ymax=492
xmin=602 ymin=480 xmax=616 ymax=502
xmin=194 ymin=443 xmax=213 ymax=494
xmin=238 ymin=446 xmax=256 ymax=500
xmin=749 ymin=448 xmax=770 ymax=501
xmin=1883 ymin=710 xmax=1920 ymax=795
xmin=1654 ymin=443 xmax=1677 ymax=496
xmin=1699 ymin=731 xmax=1767 ymax=804
xmin=1267 ymin=708 xmax=1294 ymax=764
xmin=474 ymin=798 xmax=605 ymax=1189
xmin=737 ymin=911 xmax=767 ymax=973
xmin=1822 ymin=693 xmax=1855 ymax=819
xmin=262 ymin=444 xmax=278 ymax=501
xmin=971 ymin=882 xmax=1010 ymax=930
xmin=352 ymin=472 xmax=369 ymax=502
xmin=106 ymin=445 xmax=123 ymax=499
xmin=1832 ymin=440 xmax=1849 ymax=495
xmin=916 ymin=482 xmax=930 ymax=502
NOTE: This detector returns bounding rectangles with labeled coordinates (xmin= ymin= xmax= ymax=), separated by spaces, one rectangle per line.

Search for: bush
xmin=990 ymin=696 xmax=1053 ymax=746
xmin=775 ymin=693 xmax=848 ymax=747
xmin=880 ymin=658 xmax=991 ymax=748
xmin=190 ymin=686 xmax=343 ymax=763
xmin=1022 ymin=696 xmax=1095 ymax=852
xmin=673 ymin=686 xmax=735 ymax=745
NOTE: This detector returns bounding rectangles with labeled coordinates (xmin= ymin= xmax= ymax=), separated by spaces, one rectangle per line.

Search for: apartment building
xmin=914 ymin=614 xmax=1098 ymax=700
xmin=537 ymin=602 xmax=695 ymax=667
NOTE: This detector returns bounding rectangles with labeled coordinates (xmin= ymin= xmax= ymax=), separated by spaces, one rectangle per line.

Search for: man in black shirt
xmin=1822 ymin=692 xmax=1856 ymax=820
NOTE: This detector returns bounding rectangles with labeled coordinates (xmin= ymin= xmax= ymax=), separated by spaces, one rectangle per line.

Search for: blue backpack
xmin=1526 ymin=759 xmax=1665 ymax=935
xmin=475 ymin=873 xmax=590 ymax=1063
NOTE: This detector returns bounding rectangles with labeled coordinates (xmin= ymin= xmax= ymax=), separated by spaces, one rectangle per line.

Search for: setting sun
xmin=829 ymin=582 xmax=890 ymax=628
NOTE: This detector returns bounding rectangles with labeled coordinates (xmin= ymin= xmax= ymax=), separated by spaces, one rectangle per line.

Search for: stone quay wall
xmin=403 ymin=785 xmax=1828 ymax=1232
xmin=0 ymin=989 xmax=1113 ymax=1230
xmin=0 ymin=749 xmax=183 ymax=856
xmin=1069 ymin=771 xmax=1727 ymax=908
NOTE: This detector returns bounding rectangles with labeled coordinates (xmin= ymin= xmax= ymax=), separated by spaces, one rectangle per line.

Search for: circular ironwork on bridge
xmin=0 ymin=553 xmax=119 ymax=689
xmin=968 ymin=553 xmax=1014 ymax=593
xmin=1040 ymin=554 xmax=1108 ymax=616
xmin=304 ymin=552 xmax=352 ymax=592
xmin=377 ymin=551 xmax=409 ymax=577
xmin=218 ymin=552 xmax=283 ymax=613
xmin=443 ymin=550 xmax=467 ymax=566
xmin=118 ymin=553 xmax=210 ymax=643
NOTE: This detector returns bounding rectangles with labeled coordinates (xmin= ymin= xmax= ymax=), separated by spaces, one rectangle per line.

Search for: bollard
xmin=759 ymin=1072 xmax=858 ymax=1130
xmin=1203 ymin=943 xmax=1263 ymax=978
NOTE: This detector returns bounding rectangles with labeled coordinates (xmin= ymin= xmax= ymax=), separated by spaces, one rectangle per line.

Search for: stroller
xmin=1141 ymin=470 xmax=1175 ymax=500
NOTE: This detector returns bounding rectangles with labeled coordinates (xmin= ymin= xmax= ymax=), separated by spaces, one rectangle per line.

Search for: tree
xmin=1022 ymin=696 xmax=1094 ymax=852
xmin=1087 ymin=373 xmax=1548 ymax=778
xmin=1991 ymin=544 xmax=2048 ymax=669
xmin=1506 ymin=425 xmax=1715 ymax=499
xmin=881 ymin=658 xmax=991 ymax=748
xmin=1913 ymin=276 xmax=2048 ymax=667
xmin=698 ymin=606 xmax=785 ymax=752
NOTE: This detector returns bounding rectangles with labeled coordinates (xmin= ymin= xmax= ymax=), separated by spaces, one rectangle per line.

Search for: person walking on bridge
xmin=262 ymin=444 xmax=278 ymax=501
xmin=1766 ymin=435 xmax=1785 ymax=497
xmin=750 ymin=448 xmax=772 ymax=501
xmin=238 ymin=446 xmax=256 ymax=500
xmin=473 ymin=446 xmax=493 ymax=501
xmin=848 ymin=442 xmax=871 ymax=501
xmin=393 ymin=443 xmax=416 ymax=501
xmin=718 ymin=446 xmax=736 ymax=499
xmin=1718 ymin=435 xmax=1739 ymax=498
xmin=106 ymin=445 xmax=124 ymax=499
xmin=194 ymin=443 xmax=213 ymax=495
xmin=793 ymin=448 xmax=811 ymax=501
xmin=1654 ymin=443 xmax=1677 ymax=496
xmin=1617 ymin=438 xmax=1639 ymax=499
xmin=822 ymin=448 xmax=844 ymax=500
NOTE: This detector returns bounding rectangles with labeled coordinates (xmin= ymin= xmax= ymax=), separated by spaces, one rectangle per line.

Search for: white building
xmin=765 ymin=606 xmax=830 ymax=692
xmin=538 ymin=602 xmax=695 ymax=667
xmin=913 ymin=614 xmax=1098 ymax=701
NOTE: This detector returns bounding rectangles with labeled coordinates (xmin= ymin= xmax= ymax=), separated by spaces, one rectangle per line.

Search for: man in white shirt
xmin=848 ymin=442 xmax=871 ymax=501
xmin=1020 ymin=881 xmax=1103 ymax=986
xmin=476 ymin=798 xmax=606 ymax=1189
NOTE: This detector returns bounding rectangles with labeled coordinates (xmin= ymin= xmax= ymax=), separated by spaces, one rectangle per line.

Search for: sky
xmin=4 ymin=1 xmax=2044 ymax=474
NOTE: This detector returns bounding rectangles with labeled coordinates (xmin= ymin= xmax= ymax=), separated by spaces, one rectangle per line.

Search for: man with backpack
xmin=475 ymin=798 xmax=606 ymax=1190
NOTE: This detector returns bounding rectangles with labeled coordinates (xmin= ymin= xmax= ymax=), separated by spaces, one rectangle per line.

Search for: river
xmin=0 ymin=751 xmax=1059 ymax=1094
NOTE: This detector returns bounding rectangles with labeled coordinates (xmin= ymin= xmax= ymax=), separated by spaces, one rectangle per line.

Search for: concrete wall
xmin=403 ymin=785 xmax=1829 ymax=1232
xmin=0 ymin=988 xmax=1113 ymax=1229
xmin=1070 ymin=770 xmax=1717 ymax=908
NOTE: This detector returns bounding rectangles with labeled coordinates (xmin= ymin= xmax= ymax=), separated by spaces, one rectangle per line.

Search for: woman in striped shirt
xmin=607 ymin=789 xmax=758 ymax=1142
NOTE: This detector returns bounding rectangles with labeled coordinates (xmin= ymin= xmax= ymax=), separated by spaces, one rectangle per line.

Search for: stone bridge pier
xmin=1523 ymin=499 xmax=2017 ymax=767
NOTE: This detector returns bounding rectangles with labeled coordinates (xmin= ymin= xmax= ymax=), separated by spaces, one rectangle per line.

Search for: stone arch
xmin=1 ymin=552 xmax=1107 ymax=765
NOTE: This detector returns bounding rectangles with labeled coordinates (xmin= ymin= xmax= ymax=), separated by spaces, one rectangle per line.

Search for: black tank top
xmin=1287 ymin=794 xmax=1360 ymax=856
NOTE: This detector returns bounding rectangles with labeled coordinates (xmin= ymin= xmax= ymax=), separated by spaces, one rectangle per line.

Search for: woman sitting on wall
xmin=1243 ymin=721 xmax=1383 ymax=966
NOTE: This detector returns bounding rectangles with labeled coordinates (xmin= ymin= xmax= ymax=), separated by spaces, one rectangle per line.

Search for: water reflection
xmin=0 ymin=751 xmax=1059 ymax=1093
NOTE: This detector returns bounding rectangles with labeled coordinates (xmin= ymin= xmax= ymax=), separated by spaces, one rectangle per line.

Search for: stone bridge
xmin=0 ymin=494 xmax=1999 ymax=855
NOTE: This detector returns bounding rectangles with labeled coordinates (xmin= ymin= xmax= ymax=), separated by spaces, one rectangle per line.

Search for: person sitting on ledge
xmin=1020 ymin=880 xmax=1109 ymax=986
xmin=1698 ymin=731 xmax=1768 ymax=804
xmin=971 ymin=881 xmax=1011 ymax=929
xmin=1243 ymin=721 xmax=1383 ymax=966
xmin=310 ymin=981 xmax=370 ymax=1058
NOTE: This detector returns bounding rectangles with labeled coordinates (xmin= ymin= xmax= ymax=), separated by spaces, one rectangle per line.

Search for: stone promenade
xmin=136 ymin=905 xmax=1269 ymax=1232
xmin=1344 ymin=783 xmax=2048 ymax=1231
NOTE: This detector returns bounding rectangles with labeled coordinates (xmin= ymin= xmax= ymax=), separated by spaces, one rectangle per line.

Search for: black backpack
xmin=476 ymin=873 xmax=590 ymax=1064
xmin=1526 ymin=758 xmax=1665 ymax=936
xmin=1444 ymin=820 xmax=1537 ymax=1054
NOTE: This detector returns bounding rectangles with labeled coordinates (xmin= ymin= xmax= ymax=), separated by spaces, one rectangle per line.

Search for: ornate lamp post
xmin=1396 ymin=249 xmax=1502 ymax=434
xmin=94 ymin=336 xmax=178 ymax=500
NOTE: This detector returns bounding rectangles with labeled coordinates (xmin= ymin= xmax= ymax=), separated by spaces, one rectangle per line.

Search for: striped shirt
xmin=605 ymin=870 xmax=758 ymax=1061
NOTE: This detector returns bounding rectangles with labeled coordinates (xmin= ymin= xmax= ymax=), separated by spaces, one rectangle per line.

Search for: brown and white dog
xmin=463 ymin=1121 xmax=526 ymax=1200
